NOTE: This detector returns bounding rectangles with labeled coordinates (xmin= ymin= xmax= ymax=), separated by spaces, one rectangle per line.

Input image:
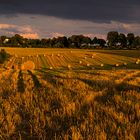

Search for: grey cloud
xmin=0 ymin=0 xmax=140 ymax=23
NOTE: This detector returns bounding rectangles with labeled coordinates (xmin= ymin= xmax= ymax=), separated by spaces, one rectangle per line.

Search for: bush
xmin=0 ymin=49 xmax=10 ymax=63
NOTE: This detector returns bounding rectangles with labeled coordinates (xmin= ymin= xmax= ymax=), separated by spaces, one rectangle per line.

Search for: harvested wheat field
xmin=0 ymin=48 xmax=140 ymax=140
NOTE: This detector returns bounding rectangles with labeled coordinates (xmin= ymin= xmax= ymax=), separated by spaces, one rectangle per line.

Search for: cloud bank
xmin=0 ymin=1 xmax=140 ymax=38
xmin=0 ymin=0 xmax=140 ymax=23
xmin=0 ymin=23 xmax=39 ymax=38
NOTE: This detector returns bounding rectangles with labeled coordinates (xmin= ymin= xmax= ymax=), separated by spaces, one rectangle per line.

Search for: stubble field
xmin=0 ymin=48 xmax=140 ymax=139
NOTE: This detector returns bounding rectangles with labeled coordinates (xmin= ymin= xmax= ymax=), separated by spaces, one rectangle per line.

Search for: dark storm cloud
xmin=0 ymin=0 xmax=140 ymax=23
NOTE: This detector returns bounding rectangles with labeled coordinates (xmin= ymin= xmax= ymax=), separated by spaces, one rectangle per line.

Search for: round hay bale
xmin=79 ymin=61 xmax=82 ymax=64
xmin=115 ymin=64 xmax=119 ymax=67
xmin=100 ymin=64 xmax=104 ymax=67
xmin=67 ymin=64 xmax=71 ymax=69
xmin=49 ymin=66 xmax=53 ymax=70
xmin=124 ymin=62 xmax=127 ymax=66
xmin=21 ymin=61 xmax=35 ymax=70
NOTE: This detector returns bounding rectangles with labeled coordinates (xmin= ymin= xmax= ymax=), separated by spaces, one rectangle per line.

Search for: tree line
xmin=0 ymin=31 xmax=140 ymax=49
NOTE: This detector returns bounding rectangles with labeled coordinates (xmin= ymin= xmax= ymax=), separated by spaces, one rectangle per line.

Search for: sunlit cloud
xmin=20 ymin=33 xmax=39 ymax=39
xmin=50 ymin=32 xmax=64 ymax=38
xmin=83 ymin=34 xmax=106 ymax=39
xmin=0 ymin=14 xmax=140 ymax=39
xmin=0 ymin=24 xmax=16 ymax=29
xmin=0 ymin=23 xmax=39 ymax=38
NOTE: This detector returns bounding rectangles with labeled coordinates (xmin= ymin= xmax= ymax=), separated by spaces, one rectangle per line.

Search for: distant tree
xmin=92 ymin=37 xmax=98 ymax=44
xmin=28 ymin=39 xmax=42 ymax=48
xmin=97 ymin=39 xmax=106 ymax=48
xmin=56 ymin=36 xmax=68 ymax=48
xmin=81 ymin=36 xmax=91 ymax=44
xmin=68 ymin=35 xmax=81 ymax=48
xmin=118 ymin=33 xmax=127 ymax=49
xmin=0 ymin=36 xmax=7 ymax=46
xmin=127 ymin=33 xmax=135 ymax=49
xmin=133 ymin=36 xmax=140 ymax=49
xmin=107 ymin=31 xmax=119 ymax=48
xmin=50 ymin=38 xmax=57 ymax=47
xmin=0 ymin=32 xmax=139 ymax=49
xmin=9 ymin=34 xmax=24 ymax=47
xmin=41 ymin=38 xmax=52 ymax=47
xmin=14 ymin=34 xmax=23 ymax=44
xmin=68 ymin=35 xmax=91 ymax=48
xmin=41 ymin=39 xmax=51 ymax=47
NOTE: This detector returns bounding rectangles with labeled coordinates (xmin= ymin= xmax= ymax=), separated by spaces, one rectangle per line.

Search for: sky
xmin=0 ymin=0 xmax=140 ymax=39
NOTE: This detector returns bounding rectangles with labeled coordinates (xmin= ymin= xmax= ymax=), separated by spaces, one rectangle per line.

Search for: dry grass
xmin=0 ymin=69 xmax=140 ymax=139
xmin=21 ymin=61 xmax=35 ymax=70
xmin=0 ymin=48 xmax=140 ymax=139
xmin=1 ymin=48 xmax=140 ymax=70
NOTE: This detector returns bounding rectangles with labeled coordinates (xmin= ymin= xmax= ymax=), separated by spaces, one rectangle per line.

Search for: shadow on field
xmin=78 ymin=78 xmax=113 ymax=91
xmin=13 ymin=105 xmax=33 ymax=139
xmin=37 ymin=68 xmax=66 ymax=75
xmin=42 ymin=71 xmax=64 ymax=88
xmin=93 ymin=82 xmax=140 ymax=126
xmin=17 ymin=70 xmax=25 ymax=93
xmin=94 ymin=80 xmax=140 ymax=107
xmin=37 ymin=70 xmax=80 ymax=99
xmin=75 ymin=70 xmax=110 ymax=77
xmin=2 ymin=70 xmax=16 ymax=99
xmin=78 ymin=77 xmax=140 ymax=92
xmin=116 ymin=82 xmax=140 ymax=92
xmin=44 ymin=101 xmax=90 ymax=139
xmin=44 ymin=115 xmax=85 ymax=139
xmin=27 ymin=70 xmax=42 ymax=89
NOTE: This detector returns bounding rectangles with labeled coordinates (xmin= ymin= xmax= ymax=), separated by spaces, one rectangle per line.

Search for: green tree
xmin=133 ymin=36 xmax=140 ymax=49
xmin=0 ymin=36 xmax=7 ymax=46
xmin=107 ymin=31 xmax=119 ymax=48
xmin=127 ymin=33 xmax=135 ymax=49
xmin=118 ymin=33 xmax=127 ymax=49
xmin=68 ymin=35 xmax=91 ymax=48
xmin=56 ymin=36 xmax=68 ymax=48
xmin=92 ymin=37 xmax=98 ymax=44
xmin=97 ymin=39 xmax=106 ymax=47
xmin=9 ymin=34 xmax=24 ymax=47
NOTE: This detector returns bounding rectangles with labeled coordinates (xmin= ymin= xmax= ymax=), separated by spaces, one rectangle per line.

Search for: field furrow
xmin=0 ymin=48 xmax=140 ymax=139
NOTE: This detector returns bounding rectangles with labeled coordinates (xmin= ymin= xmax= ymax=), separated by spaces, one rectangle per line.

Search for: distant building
xmin=3 ymin=38 xmax=9 ymax=43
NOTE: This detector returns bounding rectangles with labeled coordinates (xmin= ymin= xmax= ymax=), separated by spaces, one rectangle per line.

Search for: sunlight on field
xmin=1 ymin=48 xmax=140 ymax=70
xmin=0 ymin=48 xmax=140 ymax=139
xmin=21 ymin=61 xmax=35 ymax=70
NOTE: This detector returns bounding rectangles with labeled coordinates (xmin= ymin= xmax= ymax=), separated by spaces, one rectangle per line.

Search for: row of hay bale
xmin=66 ymin=59 xmax=140 ymax=70
xmin=7 ymin=60 xmax=139 ymax=71
xmin=17 ymin=53 xmax=63 ymax=58
xmin=12 ymin=53 xmax=140 ymax=71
